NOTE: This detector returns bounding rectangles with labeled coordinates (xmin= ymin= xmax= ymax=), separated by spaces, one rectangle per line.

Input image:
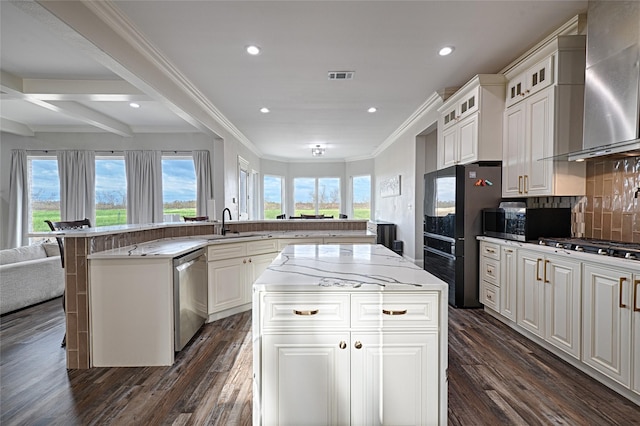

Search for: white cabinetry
xmin=479 ymin=241 xmax=501 ymax=311
xmin=633 ymin=275 xmax=640 ymax=396
xmin=517 ymin=248 xmax=581 ymax=359
xmin=502 ymin=35 xmax=586 ymax=197
xmin=583 ymin=264 xmax=637 ymax=388
xmin=501 ymin=246 xmax=517 ymax=322
xmin=258 ymin=291 xmax=442 ymax=425
xmin=207 ymin=240 xmax=278 ymax=321
xmin=437 ymin=74 xmax=505 ymax=170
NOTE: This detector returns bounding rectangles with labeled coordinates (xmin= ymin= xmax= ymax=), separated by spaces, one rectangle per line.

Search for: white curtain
xmin=57 ymin=150 xmax=96 ymax=224
xmin=7 ymin=150 xmax=29 ymax=248
xmin=193 ymin=150 xmax=214 ymax=217
xmin=125 ymin=150 xmax=163 ymax=224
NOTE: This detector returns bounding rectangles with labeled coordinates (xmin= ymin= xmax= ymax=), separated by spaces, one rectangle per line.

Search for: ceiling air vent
xmin=328 ymin=71 xmax=354 ymax=80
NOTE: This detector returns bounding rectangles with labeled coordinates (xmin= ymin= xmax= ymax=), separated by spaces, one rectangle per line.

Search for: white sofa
xmin=0 ymin=243 xmax=65 ymax=315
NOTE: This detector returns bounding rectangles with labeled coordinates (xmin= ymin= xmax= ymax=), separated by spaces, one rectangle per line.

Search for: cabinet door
xmin=582 ymin=264 xmax=632 ymax=387
xmin=207 ymin=258 xmax=245 ymax=314
xmin=500 ymin=247 xmax=517 ymax=322
xmin=247 ymin=253 xmax=277 ymax=303
xmin=517 ymin=250 xmax=544 ymax=337
xmin=458 ymin=113 xmax=478 ymax=164
xmin=525 ymin=88 xmax=554 ymax=196
xmin=262 ymin=333 xmax=350 ymax=425
xmin=440 ymin=125 xmax=458 ymax=169
xmin=544 ymin=255 xmax=581 ymax=359
xmin=633 ymin=275 xmax=640 ymax=396
xmin=502 ymin=103 xmax=525 ymax=197
xmin=351 ymin=332 xmax=440 ymax=426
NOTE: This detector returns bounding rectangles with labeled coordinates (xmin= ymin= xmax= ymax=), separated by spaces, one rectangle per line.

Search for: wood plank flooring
xmin=1 ymin=297 xmax=638 ymax=425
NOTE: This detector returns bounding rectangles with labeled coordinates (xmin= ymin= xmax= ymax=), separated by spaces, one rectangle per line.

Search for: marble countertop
xmin=253 ymin=244 xmax=448 ymax=292
xmin=88 ymin=230 xmax=375 ymax=260
xmin=477 ymin=236 xmax=640 ymax=270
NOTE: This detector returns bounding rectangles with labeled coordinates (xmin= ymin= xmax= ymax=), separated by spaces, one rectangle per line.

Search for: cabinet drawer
xmin=246 ymin=239 xmax=278 ymax=256
xmin=480 ymin=281 xmax=500 ymax=311
xmin=480 ymin=255 xmax=500 ymax=286
xmin=207 ymin=242 xmax=246 ymax=261
xmin=351 ymin=293 xmax=439 ymax=329
xmin=480 ymin=241 xmax=500 ymax=260
xmin=261 ymin=293 xmax=350 ymax=330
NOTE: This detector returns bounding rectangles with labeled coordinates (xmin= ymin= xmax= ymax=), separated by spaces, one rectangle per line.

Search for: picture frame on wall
xmin=380 ymin=175 xmax=401 ymax=197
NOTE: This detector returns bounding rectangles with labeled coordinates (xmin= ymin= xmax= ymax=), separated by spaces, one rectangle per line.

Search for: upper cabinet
xmin=437 ymin=74 xmax=506 ymax=170
xmin=502 ymin=35 xmax=587 ymax=198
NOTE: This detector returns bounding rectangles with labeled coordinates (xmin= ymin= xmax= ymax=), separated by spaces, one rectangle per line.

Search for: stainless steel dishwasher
xmin=173 ymin=248 xmax=207 ymax=351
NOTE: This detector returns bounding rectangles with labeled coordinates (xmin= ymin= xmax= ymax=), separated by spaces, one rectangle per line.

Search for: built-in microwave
xmin=482 ymin=202 xmax=572 ymax=242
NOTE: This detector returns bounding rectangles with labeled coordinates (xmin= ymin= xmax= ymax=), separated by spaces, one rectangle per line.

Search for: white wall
xmin=373 ymin=97 xmax=441 ymax=264
xmin=0 ymin=131 xmax=221 ymax=248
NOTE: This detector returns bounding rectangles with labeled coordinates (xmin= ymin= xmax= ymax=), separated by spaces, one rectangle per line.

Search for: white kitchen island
xmin=253 ymin=244 xmax=448 ymax=426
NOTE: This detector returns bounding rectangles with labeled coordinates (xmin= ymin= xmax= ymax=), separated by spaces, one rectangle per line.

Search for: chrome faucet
xmin=221 ymin=207 xmax=232 ymax=235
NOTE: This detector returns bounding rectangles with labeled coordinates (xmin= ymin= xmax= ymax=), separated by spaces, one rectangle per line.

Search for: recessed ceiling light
xmin=246 ymin=45 xmax=261 ymax=55
xmin=367 ymin=107 xmax=377 ymax=113
xmin=129 ymin=102 xmax=140 ymax=108
xmin=260 ymin=107 xmax=270 ymax=113
xmin=438 ymin=46 xmax=454 ymax=56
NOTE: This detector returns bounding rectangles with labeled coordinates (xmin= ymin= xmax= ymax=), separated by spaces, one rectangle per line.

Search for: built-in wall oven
xmin=173 ymin=248 xmax=208 ymax=351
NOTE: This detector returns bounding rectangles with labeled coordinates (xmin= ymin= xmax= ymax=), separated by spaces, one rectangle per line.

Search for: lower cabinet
xmin=517 ymin=248 xmax=581 ymax=359
xmin=500 ymin=246 xmax=517 ymax=322
xmin=582 ymin=263 xmax=635 ymax=388
xmin=258 ymin=291 xmax=443 ymax=425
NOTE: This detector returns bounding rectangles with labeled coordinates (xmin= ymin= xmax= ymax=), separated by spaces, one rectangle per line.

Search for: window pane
xmin=294 ymin=177 xmax=315 ymax=216
xmin=162 ymin=157 xmax=196 ymax=220
xmin=95 ymin=157 xmax=127 ymax=226
xmin=264 ymin=175 xmax=283 ymax=219
xmin=352 ymin=175 xmax=371 ymax=219
xmin=239 ymin=168 xmax=248 ymax=220
xmin=318 ymin=177 xmax=340 ymax=217
xmin=28 ymin=158 xmax=60 ymax=232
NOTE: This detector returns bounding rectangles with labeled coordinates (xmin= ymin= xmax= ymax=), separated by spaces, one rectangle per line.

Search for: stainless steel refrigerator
xmin=423 ymin=163 xmax=502 ymax=308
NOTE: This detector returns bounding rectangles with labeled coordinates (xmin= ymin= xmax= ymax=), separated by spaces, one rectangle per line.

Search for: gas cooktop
xmin=537 ymin=237 xmax=640 ymax=261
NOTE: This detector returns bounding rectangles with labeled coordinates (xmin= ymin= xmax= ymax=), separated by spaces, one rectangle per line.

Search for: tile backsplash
xmin=527 ymin=156 xmax=640 ymax=243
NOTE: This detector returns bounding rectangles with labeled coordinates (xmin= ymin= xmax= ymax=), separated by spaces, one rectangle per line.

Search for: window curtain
xmin=125 ymin=150 xmax=163 ymax=224
xmin=7 ymin=150 xmax=29 ymax=248
xmin=57 ymin=150 xmax=96 ymax=224
xmin=193 ymin=150 xmax=214 ymax=217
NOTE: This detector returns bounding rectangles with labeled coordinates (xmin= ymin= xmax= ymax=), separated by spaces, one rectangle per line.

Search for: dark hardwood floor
xmin=1 ymin=297 xmax=638 ymax=425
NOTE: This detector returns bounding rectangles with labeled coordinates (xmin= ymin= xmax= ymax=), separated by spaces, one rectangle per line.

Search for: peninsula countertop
xmin=87 ymin=230 xmax=375 ymax=260
xmin=253 ymin=243 xmax=448 ymax=292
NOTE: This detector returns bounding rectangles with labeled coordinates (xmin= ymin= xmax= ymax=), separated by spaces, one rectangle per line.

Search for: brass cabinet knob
xmin=354 ymin=341 xmax=362 ymax=349
xmin=339 ymin=341 xmax=347 ymax=349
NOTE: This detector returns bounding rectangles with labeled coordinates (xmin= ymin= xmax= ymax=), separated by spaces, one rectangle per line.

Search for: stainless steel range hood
xmin=568 ymin=0 xmax=640 ymax=161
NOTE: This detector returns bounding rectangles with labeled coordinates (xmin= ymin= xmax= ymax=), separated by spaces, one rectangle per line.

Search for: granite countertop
xmin=88 ymin=230 xmax=375 ymax=260
xmin=253 ymin=244 xmax=448 ymax=292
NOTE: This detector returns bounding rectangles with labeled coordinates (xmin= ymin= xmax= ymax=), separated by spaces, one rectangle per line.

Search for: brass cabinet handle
xmin=504 ymin=249 xmax=513 ymax=253
xmin=293 ymin=309 xmax=319 ymax=316
xmin=382 ymin=309 xmax=407 ymax=316
xmin=536 ymin=258 xmax=542 ymax=281
xmin=523 ymin=175 xmax=529 ymax=194
xmin=518 ymin=176 xmax=523 ymax=194
xmin=243 ymin=259 xmax=247 ymax=264
xmin=544 ymin=259 xmax=550 ymax=283
xmin=619 ymin=278 xmax=627 ymax=308
xmin=486 ymin=248 xmax=496 ymax=254
xmin=248 ymin=258 xmax=252 ymax=263
xmin=339 ymin=341 xmax=347 ymax=349
xmin=354 ymin=341 xmax=362 ymax=349
xmin=634 ymin=280 xmax=640 ymax=312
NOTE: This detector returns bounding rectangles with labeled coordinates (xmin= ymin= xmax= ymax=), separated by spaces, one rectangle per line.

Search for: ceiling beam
xmin=45 ymin=100 xmax=133 ymax=137
xmin=1 ymin=117 xmax=35 ymax=137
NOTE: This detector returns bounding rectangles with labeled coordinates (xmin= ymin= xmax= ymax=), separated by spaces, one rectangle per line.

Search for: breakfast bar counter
xmin=252 ymin=244 xmax=448 ymax=425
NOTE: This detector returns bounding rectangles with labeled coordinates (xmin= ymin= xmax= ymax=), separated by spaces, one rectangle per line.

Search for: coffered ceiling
xmin=0 ymin=1 xmax=588 ymax=161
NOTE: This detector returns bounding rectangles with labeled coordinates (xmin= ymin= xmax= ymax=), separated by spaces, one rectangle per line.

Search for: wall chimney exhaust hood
xmin=568 ymin=0 xmax=640 ymax=161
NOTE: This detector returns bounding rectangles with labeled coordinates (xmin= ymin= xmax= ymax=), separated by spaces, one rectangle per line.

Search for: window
xmin=263 ymin=175 xmax=284 ymax=219
xmin=28 ymin=157 xmax=60 ymax=232
xmin=352 ymin=175 xmax=371 ymax=219
xmin=293 ymin=177 xmax=340 ymax=217
xmin=162 ymin=157 xmax=196 ymax=220
xmin=238 ymin=156 xmax=250 ymax=220
xmin=95 ymin=157 xmax=127 ymax=226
